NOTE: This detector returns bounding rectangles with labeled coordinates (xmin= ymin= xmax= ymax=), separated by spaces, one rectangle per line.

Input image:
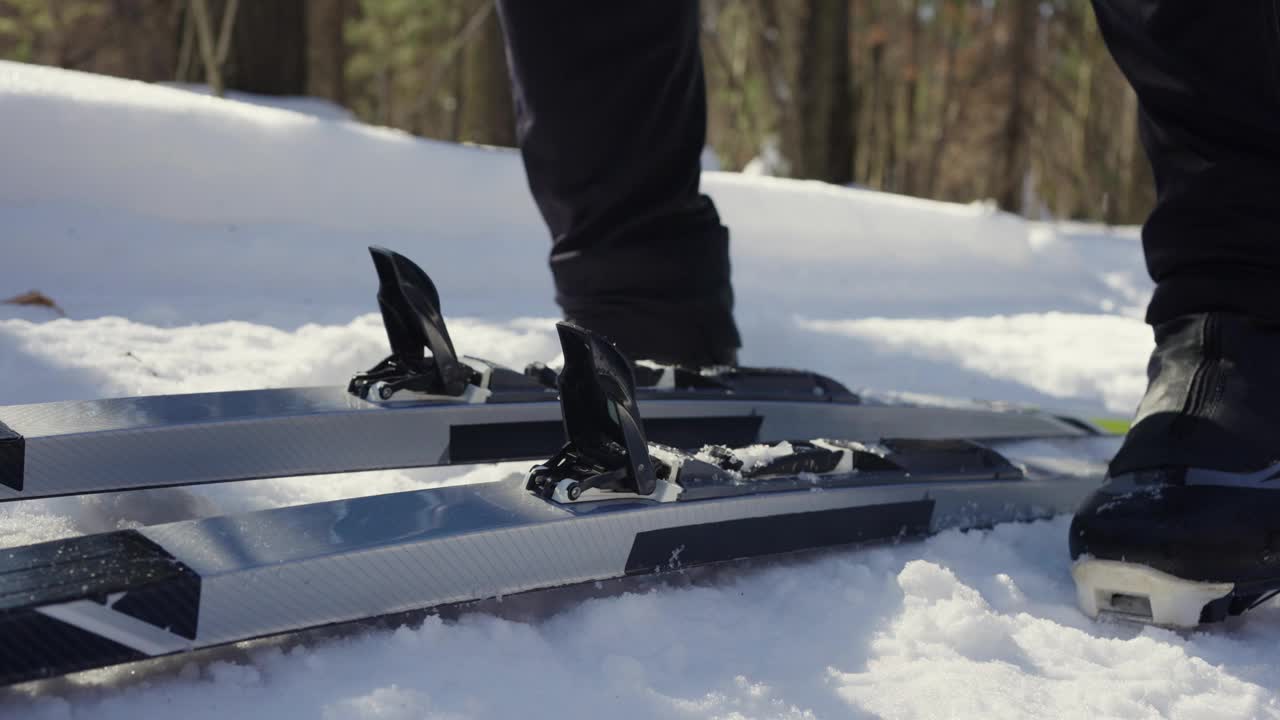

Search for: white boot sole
xmin=1072 ymin=558 xmax=1235 ymax=628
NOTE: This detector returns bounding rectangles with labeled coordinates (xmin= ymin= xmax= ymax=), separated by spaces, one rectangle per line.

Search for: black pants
xmin=495 ymin=1 xmax=738 ymax=366
xmin=497 ymin=1 xmax=1280 ymax=359
xmin=1092 ymin=1 xmax=1280 ymax=325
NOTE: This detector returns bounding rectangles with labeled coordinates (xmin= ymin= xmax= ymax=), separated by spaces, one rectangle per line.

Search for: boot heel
xmin=1071 ymin=558 xmax=1234 ymax=627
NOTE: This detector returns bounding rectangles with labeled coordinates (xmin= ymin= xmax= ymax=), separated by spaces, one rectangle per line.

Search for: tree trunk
xmin=926 ymin=0 xmax=963 ymax=198
xmin=1121 ymin=91 xmax=1155 ymax=225
xmin=190 ymin=0 xmax=237 ymax=97
xmin=222 ymin=0 xmax=307 ymax=96
xmin=459 ymin=4 xmax=515 ymax=147
xmin=306 ymin=0 xmax=351 ymax=106
xmin=992 ymin=0 xmax=1038 ymax=213
xmin=754 ymin=0 xmax=802 ymax=176
xmin=861 ymin=0 xmax=887 ymax=187
xmin=797 ymin=0 xmax=854 ymax=184
xmin=880 ymin=46 xmax=897 ymax=191
xmin=901 ymin=0 xmax=922 ymax=195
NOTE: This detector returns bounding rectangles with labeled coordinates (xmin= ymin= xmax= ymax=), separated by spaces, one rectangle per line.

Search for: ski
xmin=0 ymin=247 xmax=1092 ymax=502
xmin=0 ymin=318 xmax=1112 ymax=687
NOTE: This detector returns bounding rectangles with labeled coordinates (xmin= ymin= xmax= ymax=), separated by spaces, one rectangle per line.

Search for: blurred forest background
xmin=0 ymin=0 xmax=1154 ymax=224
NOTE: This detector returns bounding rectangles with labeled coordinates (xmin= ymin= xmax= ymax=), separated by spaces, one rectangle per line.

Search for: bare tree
xmin=459 ymin=2 xmax=514 ymax=146
xmin=797 ymin=0 xmax=854 ymax=183
xmin=925 ymin=0 xmax=966 ymax=197
xmin=0 ymin=0 xmax=1157 ymax=224
xmin=900 ymin=0 xmax=923 ymax=195
xmin=307 ymin=0 xmax=354 ymax=106
xmin=224 ymin=0 xmax=306 ymax=96
xmin=991 ymin=0 xmax=1038 ymax=213
xmin=860 ymin=3 xmax=888 ymax=187
xmin=405 ymin=0 xmax=495 ymax=133
xmin=188 ymin=0 xmax=238 ymax=96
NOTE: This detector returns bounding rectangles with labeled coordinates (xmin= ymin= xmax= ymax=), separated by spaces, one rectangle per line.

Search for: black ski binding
xmin=349 ymin=246 xmax=479 ymax=400
xmin=526 ymin=323 xmax=663 ymax=502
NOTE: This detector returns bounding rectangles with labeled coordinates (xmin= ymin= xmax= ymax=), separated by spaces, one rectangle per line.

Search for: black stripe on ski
xmin=623 ymin=500 xmax=935 ymax=574
xmin=881 ymin=438 xmax=1022 ymax=476
xmin=0 ymin=419 xmax=21 ymax=491
xmin=0 ymin=609 xmax=148 ymax=685
xmin=449 ymin=416 xmax=763 ymax=463
xmin=448 ymin=421 xmax=565 ymax=462
xmin=0 ymin=530 xmax=201 ymax=636
xmin=0 ymin=530 xmax=201 ymax=685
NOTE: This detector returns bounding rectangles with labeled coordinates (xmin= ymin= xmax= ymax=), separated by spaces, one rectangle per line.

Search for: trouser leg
xmin=1091 ymin=1 xmax=1280 ymax=325
xmin=495 ymin=0 xmax=740 ymax=366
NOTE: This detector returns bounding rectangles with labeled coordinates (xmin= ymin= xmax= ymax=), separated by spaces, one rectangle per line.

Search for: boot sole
xmin=1072 ymin=558 xmax=1235 ymax=627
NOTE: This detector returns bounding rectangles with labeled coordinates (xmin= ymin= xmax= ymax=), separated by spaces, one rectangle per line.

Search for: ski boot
xmin=1070 ymin=312 xmax=1280 ymax=627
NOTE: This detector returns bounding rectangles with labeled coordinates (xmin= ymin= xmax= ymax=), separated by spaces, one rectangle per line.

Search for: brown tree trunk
xmin=448 ymin=45 xmax=464 ymax=142
xmin=222 ymin=0 xmax=307 ymax=96
xmin=190 ymin=0 xmax=237 ymax=97
xmin=861 ymin=1 xmax=887 ymax=187
xmin=1121 ymin=92 xmax=1155 ymax=225
xmin=797 ymin=0 xmax=854 ymax=184
xmin=926 ymin=0 xmax=963 ymax=197
xmin=992 ymin=0 xmax=1038 ymax=213
xmin=306 ymin=0 xmax=352 ymax=106
xmin=901 ymin=0 xmax=922 ymax=195
xmin=459 ymin=5 xmax=515 ymax=147
xmin=115 ymin=0 xmax=180 ymax=81
xmin=754 ymin=0 xmax=802 ymax=176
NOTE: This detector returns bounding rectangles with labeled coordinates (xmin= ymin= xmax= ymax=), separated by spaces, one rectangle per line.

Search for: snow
xmin=696 ymin=441 xmax=798 ymax=473
xmin=801 ymin=312 xmax=1153 ymax=415
xmin=160 ymin=82 xmax=357 ymax=121
xmin=6 ymin=60 xmax=1275 ymax=718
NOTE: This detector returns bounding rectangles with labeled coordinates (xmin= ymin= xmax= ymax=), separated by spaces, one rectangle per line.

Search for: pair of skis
xmin=0 ymin=247 xmax=1110 ymax=687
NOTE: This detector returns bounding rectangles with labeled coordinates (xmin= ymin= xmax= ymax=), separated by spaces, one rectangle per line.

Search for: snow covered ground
xmin=3 ymin=61 xmax=1276 ymax=719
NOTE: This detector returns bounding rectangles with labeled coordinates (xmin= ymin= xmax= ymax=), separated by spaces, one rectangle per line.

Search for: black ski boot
xmin=1070 ymin=312 xmax=1280 ymax=626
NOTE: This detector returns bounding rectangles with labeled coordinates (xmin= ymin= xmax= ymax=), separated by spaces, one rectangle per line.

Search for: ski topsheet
xmin=0 ymin=248 xmax=1113 ymax=686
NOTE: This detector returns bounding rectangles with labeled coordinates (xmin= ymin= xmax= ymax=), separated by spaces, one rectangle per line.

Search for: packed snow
xmin=3 ymin=60 xmax=1276 ymax=718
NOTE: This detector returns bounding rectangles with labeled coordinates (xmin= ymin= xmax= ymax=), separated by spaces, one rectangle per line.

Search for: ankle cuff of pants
xmin=551 ymin=221 xmax=732 ymax=300
xmin=560 ymin=295 xmax=740 ymax=366
xmin=1147 ymin=267 xmax=1280 ymax=326
xmin=550 ymin=220 xmax=740 ymax=364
